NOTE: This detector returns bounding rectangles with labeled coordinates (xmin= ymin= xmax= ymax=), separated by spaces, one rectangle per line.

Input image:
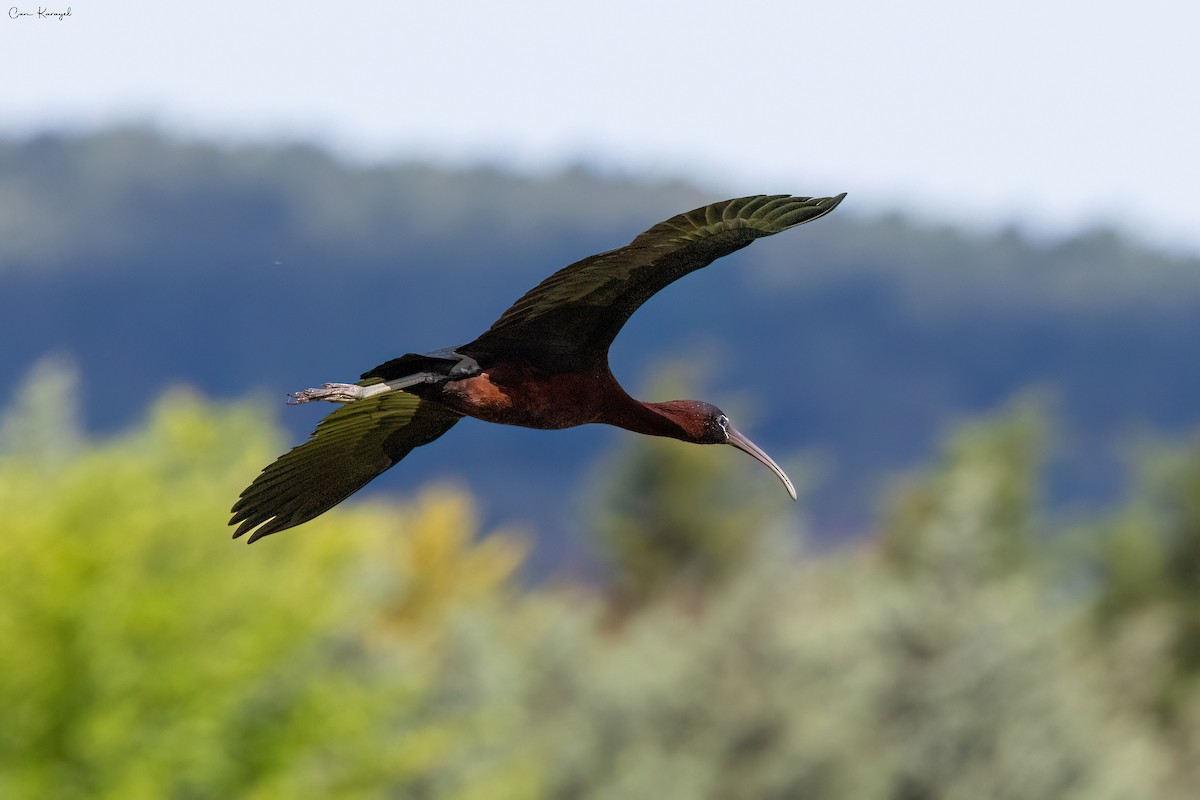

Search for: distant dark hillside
xmin=3 ymin=127 xmax=1198 ymax=558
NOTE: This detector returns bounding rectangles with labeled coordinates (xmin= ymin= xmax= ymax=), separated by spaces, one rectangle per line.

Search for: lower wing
xmin=229 ymin=392 xmax=461 ymax=542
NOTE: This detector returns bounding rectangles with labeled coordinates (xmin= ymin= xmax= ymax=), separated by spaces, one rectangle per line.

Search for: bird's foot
xmin=287 ymin=383 xmax=365 ymax=404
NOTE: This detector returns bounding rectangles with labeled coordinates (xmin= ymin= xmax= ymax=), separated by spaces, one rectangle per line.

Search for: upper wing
xmin=462 ymin=193 xmax=845 ymax=370
xmin=229 ymin=391 xmax=461 ymax=542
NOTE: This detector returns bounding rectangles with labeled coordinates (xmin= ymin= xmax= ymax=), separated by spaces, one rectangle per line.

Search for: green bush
xmin=0 ymin=362 xmax=534 ymax=799
xmin=3 ymin=363 xmax=1200 ymax=798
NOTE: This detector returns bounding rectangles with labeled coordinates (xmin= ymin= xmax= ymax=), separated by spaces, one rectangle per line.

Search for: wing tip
xmin=774 ymin=192 xmax=847 ymax=230
xmin=229 ymin=514 xmax=285 ymax=543
xmin=825 ymin=191 xmax=848 ymax=210
xmin=245 ymin=526 xmax=272 ymax=544
xmin=229 ymin=500 xmax=287 ymax=543
xmin=229 ymin=514 xmax=259 ymax=541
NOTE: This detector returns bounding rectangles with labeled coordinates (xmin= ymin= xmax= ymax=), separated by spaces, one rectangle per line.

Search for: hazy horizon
xmin=3 ymin=0 xmax=1197 ymax=253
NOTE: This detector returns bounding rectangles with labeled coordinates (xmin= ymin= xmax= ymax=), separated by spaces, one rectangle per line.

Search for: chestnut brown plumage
xmin=230 ymin=193 xmax=846 ymax=542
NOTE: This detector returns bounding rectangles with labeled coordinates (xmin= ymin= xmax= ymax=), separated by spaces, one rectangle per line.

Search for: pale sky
xmin=3 ymin=0 xmax=1197 ymax=252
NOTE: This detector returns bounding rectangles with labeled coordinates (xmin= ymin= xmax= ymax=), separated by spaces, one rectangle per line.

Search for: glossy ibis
xmin=231 ymin=193 xmax=846 ymax=542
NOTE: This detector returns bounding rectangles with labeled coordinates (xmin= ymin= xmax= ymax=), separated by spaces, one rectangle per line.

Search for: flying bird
xmin=231 ymin=193 xmax=846 ymax=542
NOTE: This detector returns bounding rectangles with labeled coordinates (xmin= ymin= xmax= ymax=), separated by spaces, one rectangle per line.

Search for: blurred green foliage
xmin=589 ymin=366 xmax=799 ymax=614
xmin=3 ymin=361 xmax=1200 ymax=798
xmin=0 ymin=361 xmax=535 ymax=799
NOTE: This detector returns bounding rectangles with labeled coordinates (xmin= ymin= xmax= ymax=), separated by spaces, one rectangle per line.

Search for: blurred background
xmin=3 ymin=1 xmax=1200 ymax=797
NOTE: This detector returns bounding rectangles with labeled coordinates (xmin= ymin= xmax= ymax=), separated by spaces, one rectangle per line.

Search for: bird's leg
xmin=287 ymin=383 xmax=366 ymax=404
xmin=287 ymin=373 xmax=443 ymax=405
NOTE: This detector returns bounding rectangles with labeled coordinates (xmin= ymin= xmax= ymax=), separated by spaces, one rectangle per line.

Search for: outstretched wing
xmin=463 ymin=193 xmax=845 ymax=370
xmin=230 ymin=392 xmax=461 ymax=542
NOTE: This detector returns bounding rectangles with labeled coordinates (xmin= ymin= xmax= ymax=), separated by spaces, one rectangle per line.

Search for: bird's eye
xmin=716 ymin=414 xmax=729 ymax=432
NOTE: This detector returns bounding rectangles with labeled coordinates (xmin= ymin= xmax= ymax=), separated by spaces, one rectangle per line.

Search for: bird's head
xmin=658 ymin=400 xmax=797 ymax=501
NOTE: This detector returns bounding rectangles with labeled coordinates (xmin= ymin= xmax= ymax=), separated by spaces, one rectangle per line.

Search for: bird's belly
xmin=440 ymin=371 xmax=603 ymax=430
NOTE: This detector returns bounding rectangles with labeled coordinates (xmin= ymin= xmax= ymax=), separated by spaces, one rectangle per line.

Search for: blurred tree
xmin=1090 ymin=437 xmax=1200 ymax=729
xmin=366 ymin=484 xmax=529 ymax=636
xmin=588 ymin=363 xmax=800 ymax=613
xmin=879 ymin=401 xmax=1045 ymax=584
xmin=0 ymin=354 xmax=83 ymax=462
xmin=517 ymin=406 xmax=1176 ymax=800
xmin=0 ymin=361 xmax=536 ymax=800
xmin=5 ymin=357 xmax=1200 ymax=799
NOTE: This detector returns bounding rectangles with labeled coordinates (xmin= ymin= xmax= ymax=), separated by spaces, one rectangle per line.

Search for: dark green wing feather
xmin=463 ymin=193 xmax=845 ymax=370
xmin=229 ymin=392 xmax=461 ymax=542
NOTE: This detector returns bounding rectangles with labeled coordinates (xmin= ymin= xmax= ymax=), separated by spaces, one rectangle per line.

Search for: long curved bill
xmin=726 ymin=426 xmax=797 ymax=501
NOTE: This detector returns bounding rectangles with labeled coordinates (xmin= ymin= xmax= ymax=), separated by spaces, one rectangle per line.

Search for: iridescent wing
xmin=230 ymin=391 xmax=461 ymax=542
xmin=464 ymin=193 xmax=845 ymax=370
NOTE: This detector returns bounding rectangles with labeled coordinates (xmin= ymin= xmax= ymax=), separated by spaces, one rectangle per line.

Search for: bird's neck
xmin=601 ymin=396 xmax=693 ymax=441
